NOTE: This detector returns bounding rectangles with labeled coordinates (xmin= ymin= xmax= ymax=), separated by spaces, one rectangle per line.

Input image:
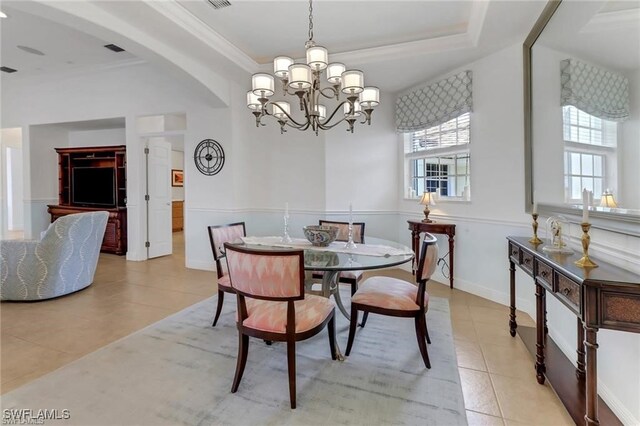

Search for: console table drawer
xmin=557 ymin=274 xmax=580 ymax=313
xmin=602 ymin=292 xmax=640 ymax=331
xmin=535 ymin=259 xmax=553 ymax=289
xmin=521 ymin=251 xmax=534 ymax=275
xmin=509 ymin=243 xmax=520 ymax=262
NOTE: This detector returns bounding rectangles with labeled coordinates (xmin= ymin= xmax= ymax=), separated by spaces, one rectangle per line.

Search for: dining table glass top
xmin=230 ymin=236 xmax=414 ymax=272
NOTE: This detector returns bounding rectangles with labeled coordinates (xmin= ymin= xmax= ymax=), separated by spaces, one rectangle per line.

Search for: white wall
xmin=621 ymin=69 xmax=640 ymax=210
xmin=0 ymin=128 xmax=24 ymax=235
xmin=68 ymin=128 xmax=126 ymax=148
xmin=171 ymin=150 xmax=184 ymax=200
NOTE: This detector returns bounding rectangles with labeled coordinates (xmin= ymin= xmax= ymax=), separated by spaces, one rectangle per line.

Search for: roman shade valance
xmin=560 ymin=59 xmax=629 ymax=122
xmin=395 ymin=70 xmax=473 ymax=133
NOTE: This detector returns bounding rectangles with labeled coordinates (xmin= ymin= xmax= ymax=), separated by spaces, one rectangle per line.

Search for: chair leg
xmin=212 ymin=290 xmax=225 ymax=327
xmin=360 ymin=311 xmax=369 ymax=328
xmin=350 ymin=281 xmax=358 ymax=297
xmin=415 ymin=315 xmax=431 ymax=369
xmin=287 ymin=337 xmax=297 ymax=409
xmin=231 ymin=333 xmax=249 ymax=393
xmin=328 ymin=313 xmax=337 ymax=360
xmin=345 ymin=307 xmax=359 ymax=356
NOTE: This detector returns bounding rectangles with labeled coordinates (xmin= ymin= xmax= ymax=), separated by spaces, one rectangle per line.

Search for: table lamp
xmin=599 ymin=190 xmax=617 ymax=208
xmin=419 ymin=191 xmax=435 ymax=223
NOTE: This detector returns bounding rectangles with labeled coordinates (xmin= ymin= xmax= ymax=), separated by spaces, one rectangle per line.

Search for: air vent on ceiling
xmin=104 ymin=44 xmax=125 ymax=53
xmin=1 ymin=66 xmax=17 ymax=73
xmin=17 ymin=45 xmax=45 ymax=56
xmin=207 ymin=0 xmax=231 ymax=10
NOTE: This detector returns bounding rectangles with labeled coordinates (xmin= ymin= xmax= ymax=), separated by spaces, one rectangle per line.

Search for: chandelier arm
xmin=318 ymin=114 xmax=350 ymax=130
xmin=317 ymin=100 xmax=351 ymax=127
xmin=265 ymin=101 xmax=307 ymax=127
xmin=318 ymin=86 xmax=339 ymax=100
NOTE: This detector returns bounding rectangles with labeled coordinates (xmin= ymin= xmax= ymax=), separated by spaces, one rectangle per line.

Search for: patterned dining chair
xmin=312 ymin=220 xmax=366 ymax=296
xmin=345 ymin=233 xmax=438 ymax=368
xmin=207 ymin=222 xmax=246 ymax=327
xmin=224 ymin=243 xmax=337 ymax=409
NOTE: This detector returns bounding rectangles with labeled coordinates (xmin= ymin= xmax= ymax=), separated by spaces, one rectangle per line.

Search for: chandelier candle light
xmin=247 ymin=0 xmax=380 ymax=135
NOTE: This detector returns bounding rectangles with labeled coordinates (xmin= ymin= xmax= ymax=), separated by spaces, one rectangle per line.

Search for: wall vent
xmin=0 ymin=66 xmax=17 ymax=73
xmin=104 ymin=44 xmax=125 ymax=53
xmin=207 ymin=0 xmax=231 ymax=10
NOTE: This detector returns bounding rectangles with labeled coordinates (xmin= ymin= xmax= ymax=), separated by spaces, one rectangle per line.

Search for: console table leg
xmin=509 ymin=260 xmax=517 ymax=337
xmin=576 ymin=317 xmax=586 ymax=380
xmin=535 ymin=282 xmax=546 ymax=384
xmin=585 ymin=325 xmax=600 ymax=426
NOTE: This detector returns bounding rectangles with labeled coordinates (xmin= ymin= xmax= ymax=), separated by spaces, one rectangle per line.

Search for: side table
xmin=408 ymin=220 xmax=456 ymax=288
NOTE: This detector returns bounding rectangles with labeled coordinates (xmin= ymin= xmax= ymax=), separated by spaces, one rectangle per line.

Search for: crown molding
xmin=144 ymin=0 xmax=258 ymax=74
xmin=152 ymin=0 xmax=489 ymax=71
xmin=467 ymin=0 xmax=490 ymax=46
xmin=581 ymin=8 xmax=640 ymax=34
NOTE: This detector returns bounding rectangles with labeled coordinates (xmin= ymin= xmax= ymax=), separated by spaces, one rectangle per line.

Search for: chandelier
xmin=247 ymin=0 xmax=380 ymax=135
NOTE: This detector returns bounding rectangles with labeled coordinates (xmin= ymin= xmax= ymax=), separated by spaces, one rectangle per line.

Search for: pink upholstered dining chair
xmin=223 ymin=243 xmax=337 ymax=409
xmin=345 ymin=233 xmax=438 ymax=368
xmin=312 ymin=220 xmax=366 ymax=296
xmin=207 ymin=222 xmax=246 ymax=327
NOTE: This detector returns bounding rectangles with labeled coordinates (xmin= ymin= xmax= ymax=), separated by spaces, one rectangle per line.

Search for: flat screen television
xmin=72 ymin=167 xmax=116 ymax=207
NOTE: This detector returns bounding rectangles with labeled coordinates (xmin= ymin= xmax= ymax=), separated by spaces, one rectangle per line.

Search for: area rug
xmin=1 ymin=293 xmax=466 ymax=425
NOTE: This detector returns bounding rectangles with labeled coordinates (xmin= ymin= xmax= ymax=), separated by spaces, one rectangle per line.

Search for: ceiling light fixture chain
xmin=308 ymin=0 xmax=314 ymax=43
xmin=247 ymin=0 xmax=380 ymax=135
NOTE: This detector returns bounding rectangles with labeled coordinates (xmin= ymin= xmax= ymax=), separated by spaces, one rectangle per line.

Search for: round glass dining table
xmin=229 ymin=236 xmax=414 ymax=320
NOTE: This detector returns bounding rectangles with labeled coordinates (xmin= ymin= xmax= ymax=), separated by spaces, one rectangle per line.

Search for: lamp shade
xmin=341 ymin=70 xmax=364 ymax=94
xmin=344 ymin=100 xmax=362 ymax=117
xmin=327 ymin=63 xmax=345 ymax=84
xmin=306 ymin=46 xmax=328 ymax=71
xmin=359 ymin=86 xmax=380 ymax=108
xmin=288 ymin=63 xmax=312 ymax=90
xmin=274 ymin=56 xmax=294 ymax=78
xmin=600 ymin=191 xmax=618 ymax=208
xmin=271 ymin=101 xmax=291 ymax=120
xmin=252 ymin=73 xmax=275 ymax=97
xmin=419 ymin=192 xmax=435 ymax=206
xmin=246 ymin=91 xmax=261 ymax=111
xmin=314 ymin=104 xmax=327 ymax=120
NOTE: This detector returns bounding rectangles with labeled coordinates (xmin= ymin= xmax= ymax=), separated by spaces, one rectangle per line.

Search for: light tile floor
xmin=0 ymin=233 xmax=572 ymax=425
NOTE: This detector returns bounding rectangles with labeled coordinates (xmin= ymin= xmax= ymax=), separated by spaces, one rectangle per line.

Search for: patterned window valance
xmin=396 ymin=70 xmax=473 ymax=133
xmin=560 ymin=59 xmax=629 ymax=122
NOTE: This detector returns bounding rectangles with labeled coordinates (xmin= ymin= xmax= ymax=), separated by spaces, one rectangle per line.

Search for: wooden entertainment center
xmin=47 ymin=146 xmax=127 ymax=255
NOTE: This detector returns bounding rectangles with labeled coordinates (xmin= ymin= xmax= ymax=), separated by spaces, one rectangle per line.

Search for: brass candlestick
xmin=575 ymin=222 xmax=598 ymax=268
xmin=529 ymin=213 xmax=542 ymax=245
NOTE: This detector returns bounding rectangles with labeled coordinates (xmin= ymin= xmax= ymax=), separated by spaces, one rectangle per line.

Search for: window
xmin=562 ymin=106 xmax=616 ymax=202
xmin=406 ymin=113 xmax=470 ymax=199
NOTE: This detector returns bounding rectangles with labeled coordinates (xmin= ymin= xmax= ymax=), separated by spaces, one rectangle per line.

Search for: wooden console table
xmin=507 ymin=236 xmax=640 ymax=426
xmin=408 ymin=220 xmax=456 ymax=288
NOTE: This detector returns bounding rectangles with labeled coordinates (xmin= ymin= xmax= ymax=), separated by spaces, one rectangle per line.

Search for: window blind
xmin=396 ymin=70 xmax=472 ymax=133
xmin=560 ymin=59 xmax=629 ymax=122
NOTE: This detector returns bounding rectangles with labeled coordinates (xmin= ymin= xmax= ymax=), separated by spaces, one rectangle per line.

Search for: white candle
xmin=582 ymin=188 xmax=589 ymax=223
xmin=533 ymin=190 xmax=538 ymax=215
xmin=285 ymin=202 xmax=289 ymax=218
xmin=349 ymin=202 xmax=353 ymax=224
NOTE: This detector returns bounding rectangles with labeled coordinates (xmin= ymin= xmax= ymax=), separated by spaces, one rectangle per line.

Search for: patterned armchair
xmin=1 ymin=211 xmax=109 ymax=301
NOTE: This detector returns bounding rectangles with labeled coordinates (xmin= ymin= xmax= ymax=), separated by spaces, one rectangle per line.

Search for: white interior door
xmin=146 ymin=138 xmax=172 ymax=258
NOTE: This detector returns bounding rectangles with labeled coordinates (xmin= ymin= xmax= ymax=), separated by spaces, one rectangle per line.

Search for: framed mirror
xmin=524 ymin=0 xmax=640 ymax=235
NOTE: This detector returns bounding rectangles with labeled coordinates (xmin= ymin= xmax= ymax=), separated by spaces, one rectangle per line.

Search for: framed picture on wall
xmin=171 ymin=169 xmax=184 ymax=187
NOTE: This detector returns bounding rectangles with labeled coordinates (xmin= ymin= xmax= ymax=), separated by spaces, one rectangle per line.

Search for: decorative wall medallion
xmin=194 ymin=139 xmax=225 ymax=176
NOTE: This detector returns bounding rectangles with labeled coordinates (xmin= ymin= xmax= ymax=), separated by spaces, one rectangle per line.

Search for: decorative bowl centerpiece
xmin=303 ymin=225 xmax=339 ymax=247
